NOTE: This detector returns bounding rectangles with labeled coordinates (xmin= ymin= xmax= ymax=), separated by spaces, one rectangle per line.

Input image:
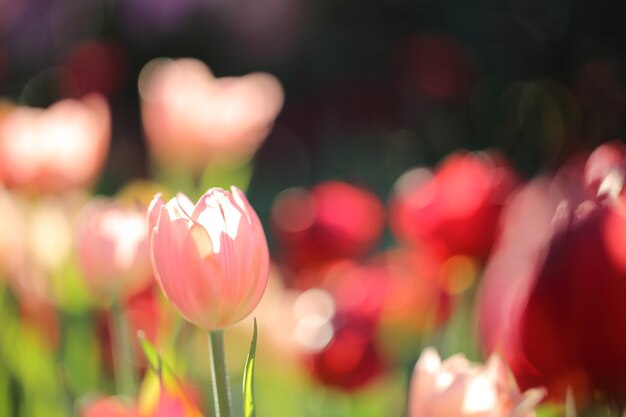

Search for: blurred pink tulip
xmin=0 ymin=94 xmax=110 ymax=193
xmin=148 ymin=186 xmax=269 ymax=331
xmin=7 ymin=192 xmax=85 ymax=303
xmin=390 ymin=151 xmax=517 ymax=260
xmin=76 ymin=199 xmax=152 ymax=300
xmin=409 ymin=348 xmax=544 ymax=417
xmin=139 ymin=58 xmax=284 ymax=170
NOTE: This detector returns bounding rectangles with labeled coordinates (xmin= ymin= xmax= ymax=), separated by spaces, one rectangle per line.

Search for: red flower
xmin=271 ymin=181 xmax=384 ymax=285
xmin=478 ymin=142 xmax=626 ymax=403
xmin=390 ymin=150 xmax=517 ymax=260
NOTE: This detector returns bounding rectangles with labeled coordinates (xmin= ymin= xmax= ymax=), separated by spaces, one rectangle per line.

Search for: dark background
xmin=1 ymin=0 xmax=624 ymax=223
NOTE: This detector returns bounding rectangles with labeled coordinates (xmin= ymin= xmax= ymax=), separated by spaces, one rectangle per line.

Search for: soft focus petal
xmin=409 ymin=348 xmax=543 ymax=417
xmin=76 ymin=198 xmax=152 ymax=300
xmin=140 ymin=58 xmax=283 ymax=170
xmin=0 ymin=94 xmax=110 ymax=193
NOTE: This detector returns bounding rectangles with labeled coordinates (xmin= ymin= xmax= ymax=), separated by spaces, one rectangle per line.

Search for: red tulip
xmin=478 ymin=143 xmax=626 ymax=403
xmin=390 ymin=151 xmax=517 ymax=260
xmin=297 ymin=261 xmax=389 ymax=391
xmin=306 ymin=308 xmax=386 ymax=391
xmin=271 ymin=181 xmax=385 ymax=283
xmin=148 ymin=187 xmax=269 ymax=331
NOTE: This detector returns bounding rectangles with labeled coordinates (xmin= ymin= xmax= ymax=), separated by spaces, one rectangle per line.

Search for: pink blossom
xmin=76 ymin=198 xmax=152 ymax=300
xmin=0 ymin=94 xmax=110 ymax=193
xmin=148 ymin=186 xmax=269 ymax=331
xmin=409 ymin=348 xmax=544 ymax=417
xmin=139 ymin=58 xmax=283 ymax=170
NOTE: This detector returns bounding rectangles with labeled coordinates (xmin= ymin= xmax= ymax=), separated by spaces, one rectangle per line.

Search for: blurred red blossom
xmin=271 ymin=181 xmax=385 ymax=285
xmin=478 ymin=142 xmax=626 ymax=404
xmin=305 ymin=307 xmax=387 ymax=391
xmin=390 ymin=150 xmax=517 ymax=261
xmin=299 ymin=249 xmax=451 ymax=391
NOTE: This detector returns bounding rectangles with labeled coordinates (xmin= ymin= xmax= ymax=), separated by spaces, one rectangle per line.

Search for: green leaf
xmin=242 ymin=318 xmax=258 ymax=417
xmin=137 ymin=333 xmax=185 ymax=392
xmin=138 ymin=331 xmax=162 ymax=378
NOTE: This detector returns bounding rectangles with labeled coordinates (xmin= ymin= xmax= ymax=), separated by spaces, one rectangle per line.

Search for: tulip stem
xmin=209 ymin=330 xmax=233 ymax=417
xmin=110 ymin=301 xmax=137 ymax=396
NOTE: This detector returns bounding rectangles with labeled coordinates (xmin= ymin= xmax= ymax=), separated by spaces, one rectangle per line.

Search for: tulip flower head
xmin=478 ymin=145 xmax=626 ymax=402
xmin=409 ymin=348 xmax=544 ymax=417
xmin=390 ymin=151 xmax=517 ymax=260
xmin=139 ymin=58 xmax=284 ymax=170
xmin=148 ymin=186 xmax=269 ymax=331
xmin=76 ymin=198 xmax=152 ymax=300
xmin=0 ymin=94 xmax=110 ymax=193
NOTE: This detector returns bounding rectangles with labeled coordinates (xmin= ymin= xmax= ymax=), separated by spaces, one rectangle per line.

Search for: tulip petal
xmin=148 ymin=193 xmax=165 ymax=232
xmin=189 ymin=222 xmax=213 ymax=259
xmin=176 ymin=192 xmax=195 ymax=217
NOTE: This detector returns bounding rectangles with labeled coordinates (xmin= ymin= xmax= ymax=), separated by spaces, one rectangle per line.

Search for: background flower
xmin=409 ymin=348 xmax=544 ymax=417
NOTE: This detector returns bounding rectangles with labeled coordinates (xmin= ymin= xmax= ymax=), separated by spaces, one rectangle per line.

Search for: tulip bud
xmin=148 ymin=186 xmax=269 ymax=331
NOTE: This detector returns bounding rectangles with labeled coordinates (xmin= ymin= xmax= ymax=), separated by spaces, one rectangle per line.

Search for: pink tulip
xmin=139 ymin=58 xmax=284 ymax=170
xmin=0 ymin=94 xmax=110 ymax=193
xmin=76 ymin=199 xmax=152 ymax=300
xmin=409 ymin=348 xmax=544 ymax=417
xmin=148 ymin=186 xmax=269 ymax=331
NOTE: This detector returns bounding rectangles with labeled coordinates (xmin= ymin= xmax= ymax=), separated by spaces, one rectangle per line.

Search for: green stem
xmin=110 ymin=301 xmax=137 ymax=396
xmin=208 ymin=330 xmax=233 ymax=417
